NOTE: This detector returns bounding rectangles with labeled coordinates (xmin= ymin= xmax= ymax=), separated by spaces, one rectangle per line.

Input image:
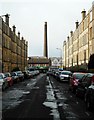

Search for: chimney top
xmin=67 ymin=36 xmax=69 ymax=40
xmin=63 ymin=41 xmax=66 ymax=46
xmin=45 ymin=22 xmax=47 ymax=24
xmin=5 ymin=14 xmax=10 ymax=26
xmin=81 ymin=9 xmax=86 ymax=20
xmin=70 ymin=31 xmax=73 ymax=36
xmin=18 ymin=32 xmax=20 ymax=39
xmin=13 ymin=25 xmax=16 ymax=33
xmin=75 ymin=20 xmax=79 ymax=29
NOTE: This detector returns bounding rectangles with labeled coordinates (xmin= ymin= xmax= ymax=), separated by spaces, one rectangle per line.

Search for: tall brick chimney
xmin=44 ymin=22 xmax=48 ymax=58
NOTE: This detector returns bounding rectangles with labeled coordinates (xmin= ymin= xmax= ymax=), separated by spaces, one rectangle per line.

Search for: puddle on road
xmin=31 ymin=86 xmax=39 ymax=90
xmin=43 ymin=102 xmax=57 ymax=109
xmin=23 ymin=91 xmax=30 ymax=94
xmin=43 ymin=78 xmax=60 ymax=120
xmin=50 ymin=109 xmax=60 ymax=119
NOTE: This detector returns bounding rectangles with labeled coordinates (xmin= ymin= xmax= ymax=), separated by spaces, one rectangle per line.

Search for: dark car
xmin=76 ymin=73 xmax=94 ymax=99
xmin=85 ymin=75 xmax=94 ymax=111
xmin=23 ymin=70 xmax=32 ymax=79
xmin=46 ymin=70 xmax=52 ymax=76
xmin=15 ymin=71 xmax=24 ymax=81
xmin=11 ymin=72 xmax=19 ymax=83
xmin=69 ymin=72 xmax=86 ymax=93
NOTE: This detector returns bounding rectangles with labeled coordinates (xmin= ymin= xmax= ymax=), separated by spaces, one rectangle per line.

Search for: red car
xmin=4 ymin=72 xmax=13 ymax=87
xmin=69 ymin=72 xmax=86 ymax=93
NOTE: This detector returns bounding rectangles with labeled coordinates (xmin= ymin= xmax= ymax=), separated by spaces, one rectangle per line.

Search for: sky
xmin=0 ymin=0 xmax=93 ymax=57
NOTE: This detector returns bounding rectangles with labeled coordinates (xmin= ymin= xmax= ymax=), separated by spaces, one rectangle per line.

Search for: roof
xmin=28 ymin=57 xmax=50 ymax=64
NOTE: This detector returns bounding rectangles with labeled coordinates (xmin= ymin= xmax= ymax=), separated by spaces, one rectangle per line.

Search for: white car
xmin=0 ymin=73 xmax=8 ymax=90
xmin=59 ymin=70 xmax=72 ymax=82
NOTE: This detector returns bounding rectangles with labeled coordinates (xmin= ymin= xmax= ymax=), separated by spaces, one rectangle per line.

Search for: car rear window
xmin=61 ymin=71 xmax=72 ymax=75
xmin=74 ymin=73 xmax=85 ymax=79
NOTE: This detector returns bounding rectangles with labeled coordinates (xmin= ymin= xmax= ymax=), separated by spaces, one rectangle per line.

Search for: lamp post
xmin=56 ymin=48 xmax=62 ymax=68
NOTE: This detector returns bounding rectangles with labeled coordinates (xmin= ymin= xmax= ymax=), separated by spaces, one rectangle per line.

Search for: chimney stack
xmin=5 ymin=14 xmax=9 ymax=26
xmin=44 ymin=22 xmax=48 ymax=58
xmin=18 ymin=32 xmax=20 ymax=39
xmin=63 ymin=41 xmax=66 ymax=46
xmin=70 ymin=31 xmax=73 ymax=37
xmin=81 ymin=9 xmax=86 ymax=20
xmin=67 ymin=36 xmax=69 ymax=41
xmin=75 ymin=20 xmax=79 ymax=29
xmin=13 ymin=25 xmax=16 ymax=33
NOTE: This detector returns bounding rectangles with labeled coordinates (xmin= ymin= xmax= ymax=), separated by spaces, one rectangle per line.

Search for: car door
xmin=76 ymin=74 xmax=88 ymax=97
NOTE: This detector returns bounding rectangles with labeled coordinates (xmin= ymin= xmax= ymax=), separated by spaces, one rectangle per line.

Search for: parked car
xmin=58 ymin=70 xmax=72 ymax=82
xmin=76 ymin=73 xmax=94 ymax=99
xmin=11 ymin=72 xmax=19 ymax=83
xmin=23 ymin=70 xmax=32 ymax=79
xmin=85 ymin=75 xmax=94 ymax=111
xmin=15 ymin=71 xmax=24 ymax=81
xmin=69 ymin=72 xmax=86 ymax=93
xmin=4 ymin=72 xmax=13 ymax=87
xmin=0 ymin=73 xmax=8 ymax=90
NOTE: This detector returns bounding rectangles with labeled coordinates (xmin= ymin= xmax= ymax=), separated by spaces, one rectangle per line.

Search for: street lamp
xmin=56 ymin=48 xmax=63 ymax=68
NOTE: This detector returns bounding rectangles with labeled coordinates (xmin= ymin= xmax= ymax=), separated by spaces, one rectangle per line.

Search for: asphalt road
xmin=2 ymin=74 xmax=94 ymax=120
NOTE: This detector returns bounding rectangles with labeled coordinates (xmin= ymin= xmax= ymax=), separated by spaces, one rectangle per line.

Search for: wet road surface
xmin=2 ymin=74 xmax=94 ymax=120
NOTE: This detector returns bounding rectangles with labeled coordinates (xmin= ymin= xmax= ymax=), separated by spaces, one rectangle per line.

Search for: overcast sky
xmin=0 ymin=0 xmax=93 ymax=57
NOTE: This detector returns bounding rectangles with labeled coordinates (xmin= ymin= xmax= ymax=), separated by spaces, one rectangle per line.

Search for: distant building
xmin=63 ymin=2 xmax=94 ymax=71
xmin=0 ymin=14 xmax=28 ymax=72
xmin=49 ymin=57 xmax=63 ymax=68
xmin=28 ymin=56 xmax=50 ymax=68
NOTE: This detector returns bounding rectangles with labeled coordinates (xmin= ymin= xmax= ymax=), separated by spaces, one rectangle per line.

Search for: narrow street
xmin=2 ymin=74 xmax=94 ymax=120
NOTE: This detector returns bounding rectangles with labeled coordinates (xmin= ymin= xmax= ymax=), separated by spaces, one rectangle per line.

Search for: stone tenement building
xmin=0 ymin=14 xmax=28 ymax=73
xmin=63 ymin=2 xmax=94 ymax=70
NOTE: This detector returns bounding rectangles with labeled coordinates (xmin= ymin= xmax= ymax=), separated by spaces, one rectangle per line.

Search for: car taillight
xmin=73 ymin=79 xmax=78 ymax=85
xmin=91 ymin=75 xmax=94 ymax=84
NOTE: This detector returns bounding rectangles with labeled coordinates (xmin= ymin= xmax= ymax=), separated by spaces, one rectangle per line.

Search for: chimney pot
xmin=67 ymin=36 xmax=69 ymax=41
xmin=70 ymin=31 xmax=73 ymax=37
xmin=75 ymin=20 xmax=79 ymax=29
xmin=13 ymin=25 xmax=16 ymax=33
xmin=18 ymin=32 xmax=20 ymax=39
xmin=81 ymin=9 xmax=86 ymax=20
xmin=5 ymin=14 xmax=9 ymax=26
